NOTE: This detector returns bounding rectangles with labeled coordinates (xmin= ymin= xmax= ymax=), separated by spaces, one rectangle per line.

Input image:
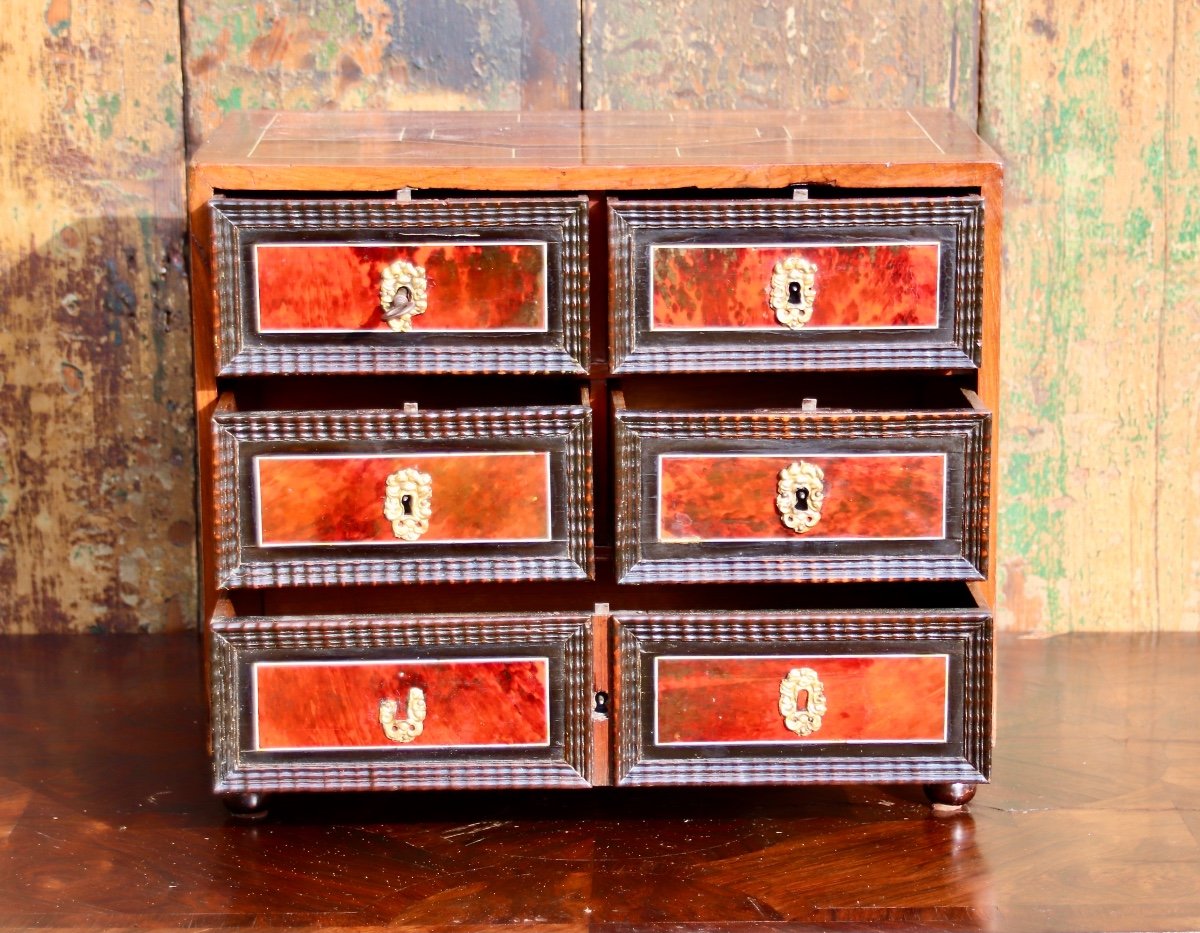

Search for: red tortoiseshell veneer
xmin=256 ymin=243 xmax=546 ymax=332
xmin=658 ymin=454 xmax=945 ymax=542
xmin=255 ymin=452 xmax=551 ymax=546
xmin=651 ymin=243 xmax=939 ymax=329
xmin=253 ymin=658 xmax=550 ymax=750
xmin=654 ymin=654 xmax=948 ymax=744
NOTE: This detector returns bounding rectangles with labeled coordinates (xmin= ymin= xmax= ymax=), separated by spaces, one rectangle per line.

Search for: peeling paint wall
xmin=181 ymin=0 xmax=582 ymax=146
xmin=1 ymin=0 xmax=1196 ymax=632
xmin=583 ymin=1 xmax=980 ymax=123
xmin=981 ymin=0 xmax=1199 ymax=632
xmin=0 ymin=0 xmax=194 ymax=633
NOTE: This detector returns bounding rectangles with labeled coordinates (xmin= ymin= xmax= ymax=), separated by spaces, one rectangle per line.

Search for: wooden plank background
xmin=980 ymin=0 xmax=1198 ymax=632
xmin=0 ymin=0 xmax=1194 ymax=632
xmin=0 ymin=0 xmax=194 ymax=633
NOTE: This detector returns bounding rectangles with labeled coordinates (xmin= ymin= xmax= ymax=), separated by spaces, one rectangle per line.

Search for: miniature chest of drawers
xmin=188 ymin=110 xmax=1001 ymax=815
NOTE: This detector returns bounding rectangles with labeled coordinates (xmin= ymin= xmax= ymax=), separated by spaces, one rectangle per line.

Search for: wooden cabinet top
xmin=191 ymin=110 xmax=1002 ymax=191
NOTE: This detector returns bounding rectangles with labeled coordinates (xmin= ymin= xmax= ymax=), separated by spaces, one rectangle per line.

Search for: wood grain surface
xmin=3 ymin=630 xmax=1198 ymax=931
xmin=981 ymin=0 xmax=1199 ymax=632
xmin=0 ymin=0 xmax=196 ymax=633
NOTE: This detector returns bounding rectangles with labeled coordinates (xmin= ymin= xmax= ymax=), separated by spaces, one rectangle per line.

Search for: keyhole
xmin=788 ymin=280 xmax=802 ymax=305
xmin=594 ymin=691 xmax=610 ymax=715
xmin=795 ymin=487 xmax=809 ymax=511
xmin=400 ymin=494 xmax=413 ymax=516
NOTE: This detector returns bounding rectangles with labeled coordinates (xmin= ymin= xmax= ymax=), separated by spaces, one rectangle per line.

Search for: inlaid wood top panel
xmin=193 ymin=110 xmax=1001 ymax=190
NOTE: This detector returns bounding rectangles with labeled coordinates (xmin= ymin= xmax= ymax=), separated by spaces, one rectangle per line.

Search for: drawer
xmin=210 ymin=197 xmax=588 ymax=375
xmin=614 ymin=397 xmax=989 ymax=583
xmin=213 ymin=404 xmax=592 ymax=587
xmin=612 ymin=610 xmax=991 ymax=786
xmin=609 ymin=197 xmax=983 ymax=373
xmin=210 ymin=611 xmax=595 ymax=792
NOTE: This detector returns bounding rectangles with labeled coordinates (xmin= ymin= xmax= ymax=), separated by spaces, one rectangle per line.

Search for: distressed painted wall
xmin=981 ymin=0 xmax=1199 ymax=632
xmin=0 ymin=0 xmax=195 ymax=633
xmin=1 ymin=0 xmax=1196 ymax=632
xmin=583 ymin=0 xmax=980 ymax=123
xmin=181 ymin=0 xmax=582 ymax=146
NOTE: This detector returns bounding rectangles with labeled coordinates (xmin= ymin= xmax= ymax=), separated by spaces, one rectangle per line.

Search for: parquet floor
xmin=1 ymin=632 xmax=1197 ymax=932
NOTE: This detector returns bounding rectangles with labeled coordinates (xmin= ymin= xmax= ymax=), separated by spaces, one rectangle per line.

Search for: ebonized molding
xmin=609 ymin=197 xmax=984 ymax=373
xmin=213 ymin=406 xmax=594 ymax=588
xmin=612 ymin=611 xmax=992 ymax=786
xmin=615 ymin=406 xmax=990 ymax=584
xmin=211 ymin=198 xmax=590 ymax=375
xmin=211 ymin=613 xmax=594 ymax=792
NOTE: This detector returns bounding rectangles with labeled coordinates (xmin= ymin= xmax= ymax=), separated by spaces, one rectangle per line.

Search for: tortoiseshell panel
xmin=255 ymin=243 xmax=547 ymax=332
xmin=255 ymin=453 xmax=550 ymax=546
xmin=254 ymin=658 xmax=550 ymax=750
xmin=651 ymin=243 xmax=940 ymax=329
xmin=655 ymin=654 xmax=949 ymax=744
xmin=658 ymin=454 xmax=946 ymax=542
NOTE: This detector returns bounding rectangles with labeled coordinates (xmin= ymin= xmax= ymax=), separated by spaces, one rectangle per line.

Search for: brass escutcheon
xmin=383 ymin=467 xmax=433 ymax=541
xmin=776 ymin=460 xmax=825 ymax=534
xmin=378 ymin=687 xmax=427 ymax=743
xmin=778 ymin=667 xmax=827 ymax=736
xmin=769 ymin=256 xmax=818 ymax=329
xmin=379 ymin=259 xmax=429 ymax=332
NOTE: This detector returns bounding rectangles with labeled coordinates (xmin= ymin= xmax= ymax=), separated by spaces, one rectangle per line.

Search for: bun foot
xmin=923 ymin=782 xmax=977 ymax=808
xmin=221 ymin=792 xmax=271 ymax=820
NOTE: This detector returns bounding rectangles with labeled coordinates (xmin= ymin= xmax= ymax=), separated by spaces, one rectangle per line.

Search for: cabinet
xmin=188 ymin=111 xmax=1001 ymax=814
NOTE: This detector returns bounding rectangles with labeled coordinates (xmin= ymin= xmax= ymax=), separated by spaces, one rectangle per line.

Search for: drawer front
xmin=211 ymin=198 xmax=588 ymax=375
xmin=214 ymin=406 xmax=592 ymax=587
xmin=610 ymin=197 xmax=983 ymax=373
xmin=615 ymin=407 xmax=988 ymax=583
xmin=211 ymin=613 xmax=594 ymax=791
xmin=613 ymin=612 xmax=991 ymax=786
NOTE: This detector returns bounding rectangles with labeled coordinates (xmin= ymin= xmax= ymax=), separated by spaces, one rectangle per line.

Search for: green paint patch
xmin=1176 ymin=201 xmax=1200 ymax=245
xmin=1001 ymin=447 xmax=1068 ymax=591
xmin=227 ymin=8 xmax=255 ymax=53
xmin=1144 ymin=137 xmax=1165 ymax=202
xmin=190 ymin=8 xmax=261 ymax=55
xmin=316 ymin=38 xmax=340 ymax=71
xmin=216 ymin=86 xmax=244 ymax=114
xmin=85 ymin=93 xmax=121 ymax=139
xmin=1059 ymin=32 xmax=1108 ymax=87
xmin=164 ymin=106 xmax=178 ymax=129
xmin=1124 ymin=207 xmax=1152 ymax=251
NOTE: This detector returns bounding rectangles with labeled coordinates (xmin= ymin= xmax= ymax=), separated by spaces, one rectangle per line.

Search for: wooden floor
xmin=1 ymin=632 xmax=1197 ymax=932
